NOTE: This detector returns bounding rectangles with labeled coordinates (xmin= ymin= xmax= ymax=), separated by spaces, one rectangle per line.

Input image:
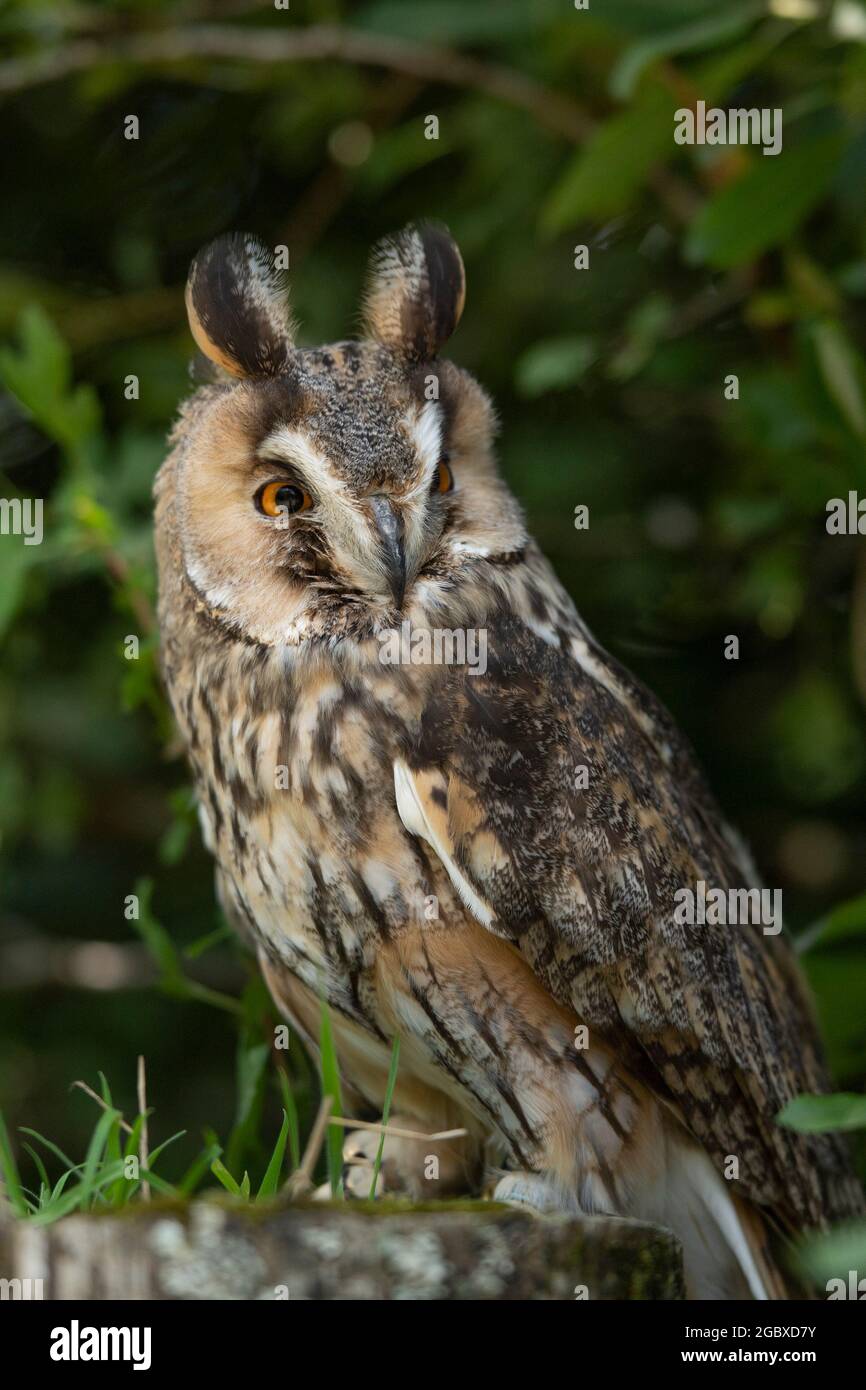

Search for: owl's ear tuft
xmin=362 ymin=222 xmax=465 ymax=363
xmin=185 ymin=234 xmax=295 ymax=379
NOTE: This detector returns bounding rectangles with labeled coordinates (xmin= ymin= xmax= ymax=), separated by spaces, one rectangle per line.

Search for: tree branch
xmin=0 ymin=23 xmax=593 ymax=142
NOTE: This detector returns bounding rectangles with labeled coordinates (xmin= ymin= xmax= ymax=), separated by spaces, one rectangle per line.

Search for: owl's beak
xmin=369 ymin=495 xmax=406 ymax=607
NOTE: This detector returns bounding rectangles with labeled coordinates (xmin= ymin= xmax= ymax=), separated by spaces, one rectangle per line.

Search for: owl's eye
xmin=431 ymin=456 xmax=454 ymax=495
xmin=256 ymin=480 xmax=314 ymax=517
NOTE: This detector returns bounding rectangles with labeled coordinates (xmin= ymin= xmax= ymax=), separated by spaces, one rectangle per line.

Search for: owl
xmin=154 ymin=222 xmax=863 ymax=1300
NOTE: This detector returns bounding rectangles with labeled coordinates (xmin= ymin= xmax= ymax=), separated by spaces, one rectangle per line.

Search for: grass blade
xmin=137 ymin=1167 xmax=180 ymax=1197
xmin=113 ymin=1114 xmax=146 ymax=1206
xmin=370 ymin=1037 xmax=401 ymax=1200
xmin=22 ymin=1143 xmax=51 ymax=1203
xmin=19 ymin=1127 xmax=75 ymax=1171
xmin=0 ymin=1108 xmax=28 ymax=1215
xmin=30 ymin=1160 xmax=129 ymax=1226
xmin=257 ymin=1110 xmax=290 ymax=1201
xmin=276 ymin=1067 xmax=300 ymax=1172
xmin=49 ymin=1164 xmax=87 ymax=1203
xmin=79 ymin=1107 xmax=121 ymax=1210
xmin=211 ymin=1157 xmax=242 ymax=1196
xmin=178 ymin=1134 xmax=222 ymax=1197
xmin=318 ymin=998 xmax=345 ymax=1197
xmin=146 ymin=1130 xmax=187 ymax=1167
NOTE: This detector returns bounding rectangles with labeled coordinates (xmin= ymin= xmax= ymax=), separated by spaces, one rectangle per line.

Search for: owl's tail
xmin=661 ymin=1138 xmax=788 ymax=1299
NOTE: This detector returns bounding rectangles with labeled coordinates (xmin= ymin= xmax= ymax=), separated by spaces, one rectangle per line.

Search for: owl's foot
xmin=309 ymin=1112 xmax=478 ymax=1201
xmin=341 ymin=1130 xmax=387 ymax=1201
xmin=340 ymin=1116 xmax=459 ymax=1200
xmin=307 ymin=1128 xmax=386 ymax=1201
xmin=490 ymin=1171 xmax=570 ymax=1214
xmin=308 ymin=1123 xmax=433 ymax=1200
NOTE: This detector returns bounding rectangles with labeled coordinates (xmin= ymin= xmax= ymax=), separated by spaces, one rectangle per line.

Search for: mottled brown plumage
xmin=155 ymin=223 xmax=862 ymax=1299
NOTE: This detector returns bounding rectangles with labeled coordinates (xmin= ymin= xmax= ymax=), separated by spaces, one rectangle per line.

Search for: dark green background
xmin=1 ymin=0 xmax=865 ymax=1194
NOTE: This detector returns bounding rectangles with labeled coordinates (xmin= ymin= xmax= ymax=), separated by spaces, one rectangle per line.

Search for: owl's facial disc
xmin=176 ymin=223 xmax=526 ymax=646
xmin=249 ymin=388 xmax=456 ymax=615
xmin=176 ymin=361 xmax=526 ymax=647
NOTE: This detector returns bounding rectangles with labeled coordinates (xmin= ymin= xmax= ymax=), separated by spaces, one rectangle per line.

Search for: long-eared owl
xmin=154 ymin=223 xmax=863 ymax=1299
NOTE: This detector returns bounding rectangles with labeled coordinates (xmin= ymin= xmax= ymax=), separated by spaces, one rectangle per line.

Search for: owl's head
xmin=162 ymin=223 xmax=526 ymax=648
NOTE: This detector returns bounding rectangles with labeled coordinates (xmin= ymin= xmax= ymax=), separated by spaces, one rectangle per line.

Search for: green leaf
xmin=607 ymin=293 xmax=673 ymax=380
xmin=0 ymin=539 xmax=33 ymax=640
xmin=542 ymin=82 xmax=673 ymax=229
xmin=686 ymin=134 xmax=843 ymax=268
xmin=804 ymin=951 xmax=866 ymax=1080
xmin=542 ymin=34 xmax=780 ymax=231
xmin=609 ymin=1 xmax=764 ymax=100
xmin=159 ymin=788 xmax=201 ymax=869
xmin=798 ymin=1223 xmax=866 ymax=1285
xmin=130 ymin=877 xmax=241 ymax=1015
xmin=234 ymin=1038 xmax=270 ymax=1136
xmin=130 ymin=878 xmax=184 ymax=987
xmin=0 ymin=305 xmax=101 ymax=463
xmin=811 ymin=319 xmax=866 ymax=437
xmin=800 ymin=892 xmax=866 ymax=953
xmin=771 ymin=673 xmax=865 ymax=803
xmin=515 ymin=335 xmax=597 ymax=397
xmin=778 ymin=1093 xmax=866 ymax=1133
xmin=223 ymin=1024 xmax=269 ymax=1179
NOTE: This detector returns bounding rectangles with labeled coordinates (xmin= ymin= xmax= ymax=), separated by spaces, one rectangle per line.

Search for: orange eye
xmin=432 ymin=457 xmax=454 ymax=494
xmin=257 ymin=480 xmax=314 ymax=517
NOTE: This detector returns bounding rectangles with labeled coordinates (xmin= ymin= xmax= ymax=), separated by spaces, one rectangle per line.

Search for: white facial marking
xmin=182 ymin=552 xmax=235 ymax=611
xmin=449 ymin=540 xmax=490 ymax=557
xmin=259 ymin=426 xmax=350 ymax=500
xmin=402 ymin=401 xmax=442 ymax=498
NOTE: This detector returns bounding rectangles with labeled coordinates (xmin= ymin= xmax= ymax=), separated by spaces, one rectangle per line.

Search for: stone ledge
xmin=0 ymin=1198 xmax=685 ymax=1300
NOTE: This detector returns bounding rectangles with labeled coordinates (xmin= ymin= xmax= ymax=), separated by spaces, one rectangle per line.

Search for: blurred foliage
xmin=1 ymin=0 xmax=865 ymax=1205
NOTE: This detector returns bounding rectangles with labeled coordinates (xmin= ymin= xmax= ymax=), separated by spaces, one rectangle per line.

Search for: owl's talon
xmin=342 ymin=1157 xmax=385 ymax=1200
xmin=341 ymin=1133 xmax=371 ymax=1167
xmin=491 ymin=1172 xmax=565 ymax=1215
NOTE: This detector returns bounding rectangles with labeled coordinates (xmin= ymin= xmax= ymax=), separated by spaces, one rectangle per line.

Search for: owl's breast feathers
xmin=165 ymin=541 xmax=862 ymax=1233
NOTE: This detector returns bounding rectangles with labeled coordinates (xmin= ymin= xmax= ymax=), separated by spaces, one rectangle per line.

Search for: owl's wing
xmin=394 ymin=564 xmax=862 ymax=1230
